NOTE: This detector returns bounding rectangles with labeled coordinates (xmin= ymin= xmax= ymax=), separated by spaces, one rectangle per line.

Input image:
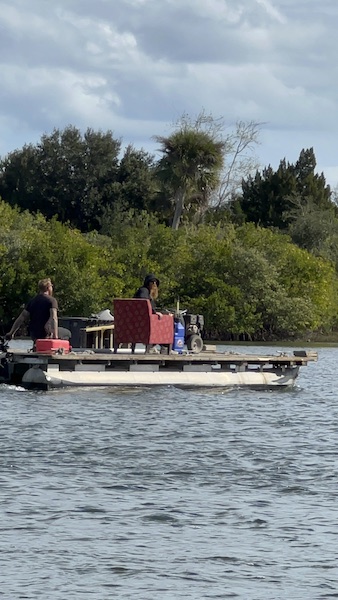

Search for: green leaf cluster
xmin=239 ymin=148 xmax=334 ymax=229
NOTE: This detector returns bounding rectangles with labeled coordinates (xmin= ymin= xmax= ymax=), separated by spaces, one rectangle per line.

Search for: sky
xmin=1 ymin=0 xmax=338 ymax=188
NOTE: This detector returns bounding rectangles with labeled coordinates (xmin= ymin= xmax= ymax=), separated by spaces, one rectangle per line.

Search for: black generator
xmin=183 ymin=313 xmax=204 ymax=353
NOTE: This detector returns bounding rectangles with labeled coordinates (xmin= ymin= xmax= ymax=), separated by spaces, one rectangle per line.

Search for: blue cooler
xmin=173 ymin=320 xmax=185 ymax=353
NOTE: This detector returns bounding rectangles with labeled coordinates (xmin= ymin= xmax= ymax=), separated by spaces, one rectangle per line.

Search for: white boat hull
xmin=21 ymin=364 xmax=300 ymax=389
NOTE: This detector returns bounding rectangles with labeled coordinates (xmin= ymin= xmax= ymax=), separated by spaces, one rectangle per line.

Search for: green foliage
xmin=154 ymin=113 xmax=225 ymax=229
xmin=2 ymin=114 xmax=338 ymax=341
xmin=1 ymin=161 xmax=338 ymax=341
xmin=240 ymin=148 xmax=334 ymax=229
xmin=0 ymin=128 xmax=160 ymax=235
xmin=23 ymin=219 xmax=110 ymax=315
xmin=0 ymin=126 xmax=122 ymax=232
xmin=165 ymin=223 xmax=338 ymax=339
xmin=0 ymin=203 xmax=45 ymax=321
xmin=288 ymin=203 xmax=338 ymax=255
xmin=0 ymin=201 xmax=110 ymax=322
xmin=235 ymin=224 xmax=338 ymax=334
xmin=293 ymin=149 xmax=333 ymax=211
xmin=116 ymin=145 xmax=158 ymax=212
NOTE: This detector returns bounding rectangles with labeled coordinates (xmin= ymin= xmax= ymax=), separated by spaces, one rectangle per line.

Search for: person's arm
xmin=5 ymin=309 xmax=30 ymax=339
xmin=45 ymin=307 xmax=58 ymax=338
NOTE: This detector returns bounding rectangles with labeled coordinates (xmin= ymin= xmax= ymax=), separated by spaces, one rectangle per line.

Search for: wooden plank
xmin=8 ymin=348 xmax=317 ymax=366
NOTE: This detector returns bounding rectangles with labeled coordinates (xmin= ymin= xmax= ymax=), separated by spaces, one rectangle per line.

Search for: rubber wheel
xmin=186 ymin=334 xmax=203 ymax=354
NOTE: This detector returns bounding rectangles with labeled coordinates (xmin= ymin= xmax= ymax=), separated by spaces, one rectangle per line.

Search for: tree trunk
xmin=171 ymin=189 xmax=185 ymax=230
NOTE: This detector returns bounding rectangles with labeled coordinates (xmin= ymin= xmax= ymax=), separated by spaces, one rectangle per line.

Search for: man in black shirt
xmin=6 ymin=278 xmax=58 ymax=341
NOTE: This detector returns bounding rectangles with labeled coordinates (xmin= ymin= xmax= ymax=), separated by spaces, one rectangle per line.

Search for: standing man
xmin=6 ymin=278 xmax=58 ymax=342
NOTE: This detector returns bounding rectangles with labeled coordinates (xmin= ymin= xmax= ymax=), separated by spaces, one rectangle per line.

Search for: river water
xmin=1 ymin=344 xmax=338 ymax=599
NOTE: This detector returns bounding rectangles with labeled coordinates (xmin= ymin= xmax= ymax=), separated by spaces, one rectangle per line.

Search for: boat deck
xmin=6 ymin=347 xmax=318 ymax=367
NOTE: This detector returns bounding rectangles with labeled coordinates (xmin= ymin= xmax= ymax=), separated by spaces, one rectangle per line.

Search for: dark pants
xmin=58 ymin=327 xmax=72 ymax=341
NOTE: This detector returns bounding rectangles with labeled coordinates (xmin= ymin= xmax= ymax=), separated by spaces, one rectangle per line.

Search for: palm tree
xmin=154 ymin=124 xmax=225 ymax=230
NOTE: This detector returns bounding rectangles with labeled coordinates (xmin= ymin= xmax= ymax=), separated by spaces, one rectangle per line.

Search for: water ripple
xmin=1 ymin=345 xmax=338 ymax=598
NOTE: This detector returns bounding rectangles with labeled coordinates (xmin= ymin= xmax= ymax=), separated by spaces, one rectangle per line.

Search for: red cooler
xmin=35 ymin=339 xmax=71 ymax=354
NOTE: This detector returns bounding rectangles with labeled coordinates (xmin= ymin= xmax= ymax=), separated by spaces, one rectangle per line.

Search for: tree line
xmin=1 ymin=201 xmax=337 ymax=341
xmin=0 ymin=113 xmax=262 ymax=233
xmin=1 ymin=113 xmax=338 ymax=341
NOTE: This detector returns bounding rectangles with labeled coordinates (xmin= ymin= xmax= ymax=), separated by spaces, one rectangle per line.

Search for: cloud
xmin=255 ymin=0 xmax=286 ymax=23
xmin=0 ymin=0 xmax=338 ymax=186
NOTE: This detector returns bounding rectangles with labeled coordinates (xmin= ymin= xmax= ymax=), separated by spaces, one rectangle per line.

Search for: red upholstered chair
xmin=113 ymin=299 xmax=174 ymax=353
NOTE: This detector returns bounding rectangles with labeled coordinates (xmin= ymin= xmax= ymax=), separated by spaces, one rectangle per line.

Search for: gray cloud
xmin=0 ymin=0 xmax=338 ymax=185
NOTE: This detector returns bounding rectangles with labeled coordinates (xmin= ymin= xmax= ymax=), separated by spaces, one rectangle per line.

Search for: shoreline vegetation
xmin=1 ymin=197 xmax=338 ymax=344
